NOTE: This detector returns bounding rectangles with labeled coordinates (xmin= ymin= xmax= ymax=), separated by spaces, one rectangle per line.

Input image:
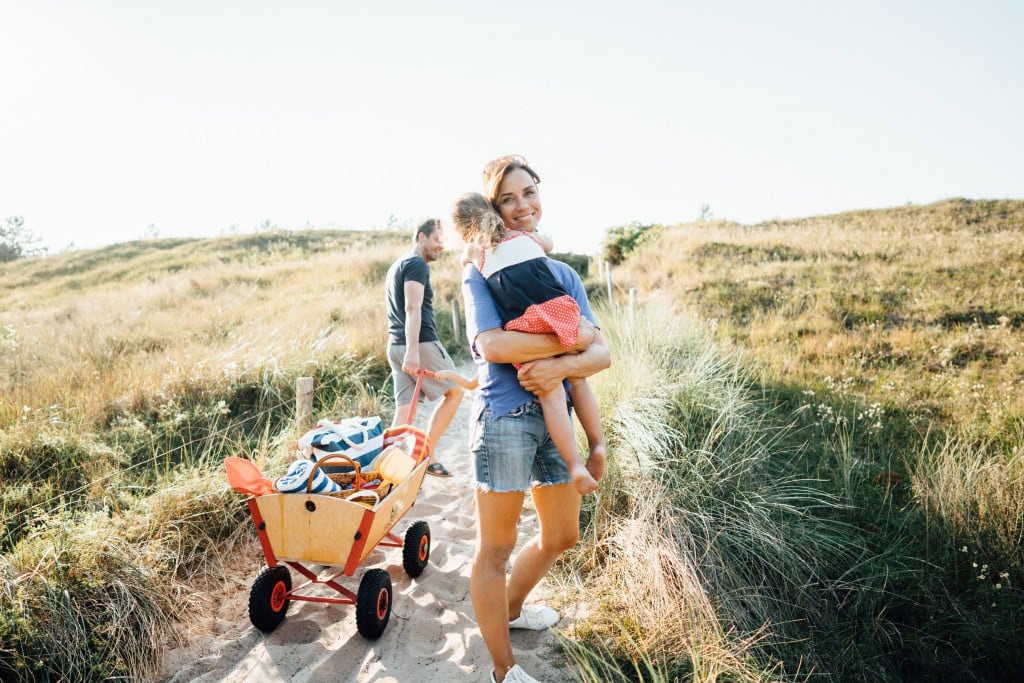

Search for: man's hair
xmin=413 ymin=218 xmax=440 ymax=243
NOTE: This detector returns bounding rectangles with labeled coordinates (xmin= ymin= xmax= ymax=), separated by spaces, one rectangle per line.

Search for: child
xmin=450 ymin=192 xmax=606 ymax=495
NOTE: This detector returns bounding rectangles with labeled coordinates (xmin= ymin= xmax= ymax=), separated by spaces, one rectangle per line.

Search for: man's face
xmin=418 ymin=227 xmax=445 ymax=263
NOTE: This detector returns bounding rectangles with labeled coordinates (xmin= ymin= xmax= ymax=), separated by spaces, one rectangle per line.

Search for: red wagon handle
xmin=403 ymin=369 xmax=437 ymax=425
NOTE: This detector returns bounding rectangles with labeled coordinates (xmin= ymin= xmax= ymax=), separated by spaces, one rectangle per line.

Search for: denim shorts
xmin=470 ymin=400 xmax=572 ymax=492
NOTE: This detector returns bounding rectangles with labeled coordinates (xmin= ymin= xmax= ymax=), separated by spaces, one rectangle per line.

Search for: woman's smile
xmin=496 ymin=168 xmax=542 ymax=232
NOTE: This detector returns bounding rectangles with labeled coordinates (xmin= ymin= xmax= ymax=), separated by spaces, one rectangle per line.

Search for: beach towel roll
xmin=297 ymin=416 xmax=384 ymax=472
xmin=274 ymin=459 xmax=341 ymax=494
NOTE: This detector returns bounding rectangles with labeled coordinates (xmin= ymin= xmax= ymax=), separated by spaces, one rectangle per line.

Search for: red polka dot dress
xmin=480 ymin=232 xmax=581 ymax=352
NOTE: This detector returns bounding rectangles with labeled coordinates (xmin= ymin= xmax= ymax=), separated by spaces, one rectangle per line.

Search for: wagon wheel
xmin=356 ymin=568 xmax=392 ymax=638
xmin=402 ymin=521 xmax=431 ymax=578
xmin=249 ymin=565 xmax=291 ymax=632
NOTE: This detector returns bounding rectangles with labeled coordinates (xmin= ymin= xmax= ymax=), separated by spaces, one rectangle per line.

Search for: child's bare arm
xmin=533 ymin=232 xmax=554 ymax=253
xmin=435 ymin=369 xmax=479 ymax=390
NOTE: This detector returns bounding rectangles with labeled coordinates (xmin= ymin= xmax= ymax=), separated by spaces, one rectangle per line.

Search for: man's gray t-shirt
xmin=385 ymin=252 xmax=438 ymax=345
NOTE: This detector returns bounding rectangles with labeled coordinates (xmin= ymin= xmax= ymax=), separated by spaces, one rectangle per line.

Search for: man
xmin=384 ymin=218 xmax=463 ymax=477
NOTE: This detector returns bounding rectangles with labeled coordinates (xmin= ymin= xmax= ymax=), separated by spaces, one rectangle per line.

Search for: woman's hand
xmin=461 ymin=243 xmax=483 ymax=268
xmin=571 ymin=318 xmax=597 ymax=353
xmin=515 ymin=359 xmax=563 ymax=396
xmin=516 ymin=326 xmax=611 ymax=395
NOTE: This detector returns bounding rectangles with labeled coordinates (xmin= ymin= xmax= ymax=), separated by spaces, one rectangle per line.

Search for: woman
xmin=461 ymin=155 xmax=611 ymax=683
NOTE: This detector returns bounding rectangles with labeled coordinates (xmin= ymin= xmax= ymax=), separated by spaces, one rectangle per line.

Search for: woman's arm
xmin=474 ymin=317 xmax=596 ymax=365
xmin=515 ymin=328 xmax=610 ymax=396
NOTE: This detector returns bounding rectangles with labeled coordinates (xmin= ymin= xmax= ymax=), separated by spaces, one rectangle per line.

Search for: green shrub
xmin=601 ymin=222 xmax=663 ymax=266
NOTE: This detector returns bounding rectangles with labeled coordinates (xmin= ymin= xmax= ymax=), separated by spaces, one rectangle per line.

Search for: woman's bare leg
xmin=507 ymin=481 xmax=581 ymax=620
xmin=567 ymin=378 xmax=606 ymax=481
xmin=471 ymin=489 xmax=525 ymax=681
xmin=536 ymin=384 xmax=597 ymax=494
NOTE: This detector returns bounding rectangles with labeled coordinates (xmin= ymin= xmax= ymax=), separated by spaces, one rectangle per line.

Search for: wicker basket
xmin=307 ymin=454 xmax=393 ymax=505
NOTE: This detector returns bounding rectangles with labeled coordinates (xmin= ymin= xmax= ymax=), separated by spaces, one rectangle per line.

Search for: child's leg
xmin=535 ymin=383 xmax=598 ymax=495
xmin=567 ymin=378 xmax=606 ymax=482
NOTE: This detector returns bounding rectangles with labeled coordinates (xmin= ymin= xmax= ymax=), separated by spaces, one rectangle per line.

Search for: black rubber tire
xmin=249 ymin=565 xmax=291 ymax=632
xmin=355 ymin=568 xmax=392 ymax=639
xmin=402 ymin=521 xmax=431 ymax=578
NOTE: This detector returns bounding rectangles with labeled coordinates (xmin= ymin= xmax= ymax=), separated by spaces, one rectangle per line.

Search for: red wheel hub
xmin=418 ymin=536 xmax=429 ymax=561
xmin=376 ymin=588 xmax=389 ymax=620
xmin=270 ymin=581 xmax=288 ymax=612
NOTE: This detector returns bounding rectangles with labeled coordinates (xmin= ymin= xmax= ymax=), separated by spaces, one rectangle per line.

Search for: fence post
xmin=451 ymin=298 xmax=462 ymax=348
xmin=605 ymin=261 xmax=613 ymax=304
xmin=628 ymin=287 xmax=637 ymax=322
xmin=296 ymin=376 xmax=314 ymax=430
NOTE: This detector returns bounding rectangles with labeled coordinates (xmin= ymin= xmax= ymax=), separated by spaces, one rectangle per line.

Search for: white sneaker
xmin=508 ymin=605 xmax=559 ymax=630
xmin=490 ymin=664 xmax=542 ymax=682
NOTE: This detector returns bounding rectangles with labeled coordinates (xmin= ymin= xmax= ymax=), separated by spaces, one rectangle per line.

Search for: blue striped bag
xmin=274 ymin=459 xmax=342 ymax=495
xmin=297 ymin=416 xmax=384 ymax=473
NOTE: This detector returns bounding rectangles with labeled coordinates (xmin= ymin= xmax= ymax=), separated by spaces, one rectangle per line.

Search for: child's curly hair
xmin=451 ymin=192 xmax=507 ymax=249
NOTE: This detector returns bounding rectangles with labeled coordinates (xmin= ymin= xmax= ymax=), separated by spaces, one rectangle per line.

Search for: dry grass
xmin=0 ymin=229 xmax=471 ymax=679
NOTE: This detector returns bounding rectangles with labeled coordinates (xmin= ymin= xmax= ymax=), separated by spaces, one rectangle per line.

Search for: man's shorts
xmin=387 ymin=340 xmax=458 ymax=405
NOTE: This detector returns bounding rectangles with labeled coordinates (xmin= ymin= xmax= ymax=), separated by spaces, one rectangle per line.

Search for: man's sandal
xmin=426 ymin=462 xmax=452 ymax=477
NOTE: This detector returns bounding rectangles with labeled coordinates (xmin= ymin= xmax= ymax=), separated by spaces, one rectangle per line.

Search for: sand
xmin=159 ymin=379 xmax=574 ymax=683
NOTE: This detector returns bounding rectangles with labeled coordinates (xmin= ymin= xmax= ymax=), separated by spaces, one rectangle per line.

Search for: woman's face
xmin=495 ymin=168 xmax=542 ymax=232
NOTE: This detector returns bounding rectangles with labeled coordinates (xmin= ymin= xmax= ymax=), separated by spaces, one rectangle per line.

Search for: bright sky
xmin=2 ymin=1 xmax=1022 ymax=256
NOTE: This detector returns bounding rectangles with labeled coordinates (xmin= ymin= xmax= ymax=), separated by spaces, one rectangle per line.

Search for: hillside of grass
xmin=2 ymin=200 xmax=1023 ymax=682
xmin=0 ymin=229 xmax=471 ymax=680
xmin=591 ymin=198 xmax=1024 ymax=680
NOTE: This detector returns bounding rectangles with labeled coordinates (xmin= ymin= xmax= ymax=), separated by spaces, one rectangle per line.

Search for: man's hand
xmin=402 ymin=348 xmax=421 ymax=374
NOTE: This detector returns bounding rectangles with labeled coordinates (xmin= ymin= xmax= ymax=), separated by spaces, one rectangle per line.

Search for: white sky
xmin=2 ymin=0 xmax=1022 ymax=255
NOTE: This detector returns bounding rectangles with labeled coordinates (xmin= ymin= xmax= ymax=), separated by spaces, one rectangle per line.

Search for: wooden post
xmin=451 ymin=299 xmax=462 ymax=348
xmin=605 ymin=262 xmax=613 ymax=304
xmin=596 ymin=257 xmax=604 ymax=280
xmin=296 ymin=376 xmax=314 ymax=430
xmin=628 ymin=287 xmax=637 ymax=322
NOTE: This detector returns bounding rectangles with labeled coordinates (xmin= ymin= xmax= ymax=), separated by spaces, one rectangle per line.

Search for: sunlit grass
xmin=555 ymin=303 xmax=853 ymax=680
xmin=0 ymin=229 xmax=473 ymax=678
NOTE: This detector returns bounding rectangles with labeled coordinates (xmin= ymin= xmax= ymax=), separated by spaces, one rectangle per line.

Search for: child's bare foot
xmin=585 ymin=442 xmax=606 ymax=482
xmin=571 ymin=463 xmax=598 ymax=495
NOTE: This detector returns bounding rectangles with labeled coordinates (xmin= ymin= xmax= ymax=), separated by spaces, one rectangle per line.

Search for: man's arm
xmin=516 ymin=328 xmax=610 ymax=396
xmin=402 ymin=280 xmax=425 ymax=373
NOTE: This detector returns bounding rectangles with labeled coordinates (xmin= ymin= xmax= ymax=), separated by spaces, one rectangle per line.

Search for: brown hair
xmin=451 ymin=192 xmax=507 ymax=249
xmin=413 ymin=218 xmax=440 ymax=243
xmin=481 ymin=154 xmax=541 ymax=209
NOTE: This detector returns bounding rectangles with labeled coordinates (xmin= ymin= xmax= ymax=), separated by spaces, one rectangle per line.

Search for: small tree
xmin=601 ymin=221 xmax=662 ymax=266
xmin=1 ymin=216 xmax=47 ymax=263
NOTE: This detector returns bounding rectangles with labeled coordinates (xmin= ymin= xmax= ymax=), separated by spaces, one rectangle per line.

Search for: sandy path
xmin=160 ymin=373 xmax=573 ymax=683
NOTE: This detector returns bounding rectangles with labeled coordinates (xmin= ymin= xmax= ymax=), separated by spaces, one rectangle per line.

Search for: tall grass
xmin=594 ymin=199 xmax=1024 ymax=680
xmin=0 ymin=230 xmax=473 ymax=678
xmin=557 ymin=303 xmax=855 ymax=680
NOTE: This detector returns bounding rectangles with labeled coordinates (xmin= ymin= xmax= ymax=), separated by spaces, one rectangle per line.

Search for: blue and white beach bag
xmin=297 ymin=416 xmax=385 ymax=472
xmin=274 ymin=459 xmax=342 ymax=494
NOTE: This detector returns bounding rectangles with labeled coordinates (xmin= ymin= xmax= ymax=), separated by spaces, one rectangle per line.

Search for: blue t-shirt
xmin=385 ymin=252 xmax=438 ymax=345
xmin=462 ymin=259 xmax=598 ymax=419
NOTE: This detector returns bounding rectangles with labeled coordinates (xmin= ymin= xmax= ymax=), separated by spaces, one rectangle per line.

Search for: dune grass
xmin=0 ymin=229 xmax=471 ymax=679
xmin=3 ymin=204 xmax=1023 ymax=680
xmin=589 ymin=198 xmax=1024 ymax=680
